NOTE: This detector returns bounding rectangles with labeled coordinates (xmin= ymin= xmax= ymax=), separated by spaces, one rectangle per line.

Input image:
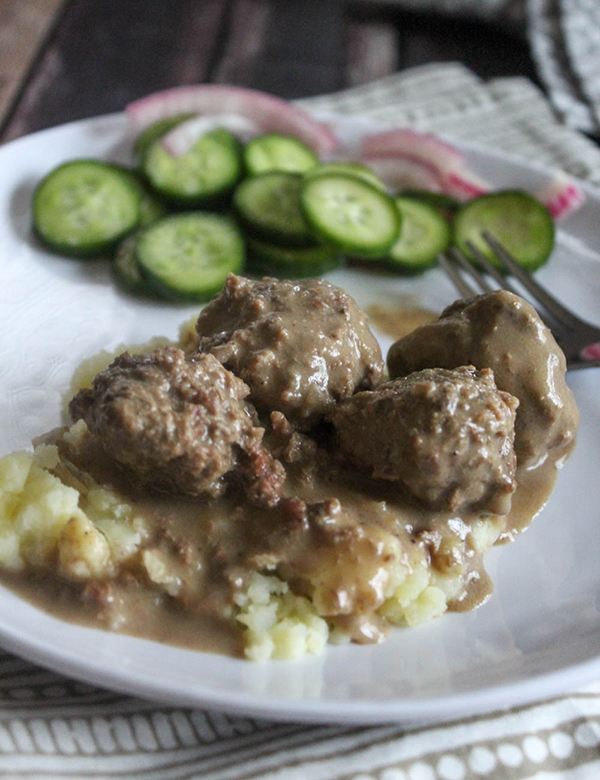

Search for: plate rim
xmin=1 ymin=607 xmax=600 ymax=724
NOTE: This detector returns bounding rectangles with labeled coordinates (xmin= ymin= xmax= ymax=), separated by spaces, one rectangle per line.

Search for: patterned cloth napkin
xmin=361 ymin=0 xmax=600 ymax=136
xmin=2 ymin=64 xmax=600 ymax=779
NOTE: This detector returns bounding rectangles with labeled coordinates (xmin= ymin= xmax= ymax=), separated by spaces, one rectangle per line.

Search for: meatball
xmin=195 ymin=274 xmax=384 ymax=429
xmin=387 ymin=291 xmax=579 ymax=468
xmin=69 ymin=347 xmax=284 ymax=503
xmin=330 ymin=366 xmax=519 ymax=514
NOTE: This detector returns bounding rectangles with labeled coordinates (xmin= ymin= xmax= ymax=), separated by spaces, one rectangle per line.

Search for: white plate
xmin=0 ymin=114 xmax=599 ymax=726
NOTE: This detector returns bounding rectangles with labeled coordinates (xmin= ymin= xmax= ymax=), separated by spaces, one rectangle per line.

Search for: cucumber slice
xmin=385 ymin=197 xmax=451 ymax=274
xmin=112 ymin=166 xmax=167 ymax=226
xmin=133 ymin=113 xmax=195 ymax=163
xmin=142 ymin=129 xmax=242 ymax=207
xmin=246 ymin=237 xmax=343 ymax=278
xmin=400 ymin=189 xmax=460 ymax=219
xmin=233 ymin=172 xmax=316 ymax=247
xmin=135 ymin=212 xmax=244 ymax=302
xmin=244 ymin=133 xmax=318 ymax=175
xmin=300 ymin=174 xmax=400 ymax=257
xmin=113 ymin=232 xmax=156 ymax=296
xmin=453 ymin=190 xmax=555 ymax=271
xmin=137 ymin=187 xmax=168 ymax=227
xmin=306 ymin=161 xmax=386 ymax=191
xmin=33 ymin=160 xmax=141 ymax=257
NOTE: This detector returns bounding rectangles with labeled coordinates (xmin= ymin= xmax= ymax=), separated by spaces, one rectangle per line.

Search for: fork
xmin=438 ymin=231 xmax=600 ymax=371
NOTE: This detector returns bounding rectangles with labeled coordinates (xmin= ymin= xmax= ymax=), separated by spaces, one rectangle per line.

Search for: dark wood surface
xmin=0 ymin=0 xmax=540 ymax=143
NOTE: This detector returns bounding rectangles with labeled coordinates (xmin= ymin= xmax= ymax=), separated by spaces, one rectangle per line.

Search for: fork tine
xmin=482 ymin=232 xmax=583 ymax=329
xmin=440 ymin=234 xmax=600 ymax=371
xmin=463 ymin=240 xmax=521 ymax=296
xmin=438 ymin=253 xmax=477 ymax=298
xmin=443 ymin=243 xmax=555 ymax=331
xmin=459 ymin=240 xmax=554 ymax=329
xmin=448 ymin=247 xmax=495 ymax=293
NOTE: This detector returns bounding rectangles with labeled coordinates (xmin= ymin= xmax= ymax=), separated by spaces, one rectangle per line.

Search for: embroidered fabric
xmin=361 ymin=0 xmax=600 ymax=133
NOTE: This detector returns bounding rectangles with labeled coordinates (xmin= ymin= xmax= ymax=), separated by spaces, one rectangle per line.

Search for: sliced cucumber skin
xmin=233 ymin=172 xmax=316 ymax=247
xmin=306 ymin=161 xmax=387 ymax=192
xmin=246 ymin=237 xmax=343 ymax=278
xmin=33 ymin=160 xmax=141 ymax=258
xmin=137 ymin=189 xmax=169 ymax=227
xmin=247 ymin=256 xmax=343 ymax=279
xmin=142 ymin=130 xmax=242 ymax=208
xmin=300 ymin=174 xmax=400 ymax=257
xmin=113 ymin=232 xmax=156 ymax=296
xmin=243 ymin=133 xmax=318 ymax=176
xmin=385 ymin=197 xmax=451 ymax=275
xmin=135 ymin=212 xmax=245 ymax=303
xmin=400 ymin=189 xmax=460 ymax=219
xmin=110 ymin=165 xmax=167 ymax=226
xmin=453 ymin=190 xmax=555 ymax=271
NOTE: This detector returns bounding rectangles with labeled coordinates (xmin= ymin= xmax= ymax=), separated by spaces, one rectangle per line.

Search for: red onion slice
xmin=362 ymin=128 xmax=491 ymax=198
xmin=363 ymin=128 xmax=466 ymax=172
xmin=161 ymin=114 xmax=259 ymax=156
xmin=443 ymin=171 xmax=490 ymax=199
xmin=581 ymin=342 xmax=600 ymax=361
xmin=126 ymin=85 xmax=338 ymax=156
xmin=360 ymin=154 xmax=445 ymax=192
xmin=536 ymin=172 xmax=586 ymax=220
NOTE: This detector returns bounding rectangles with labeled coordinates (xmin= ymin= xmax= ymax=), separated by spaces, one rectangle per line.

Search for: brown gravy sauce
xmin=0 ymin=303 xmax=570 ymax=658
xmin=3 ymin=570 xmax=243 ymax=656
xmin=367 ymin=303 xmax=438 ymax=340
xmin=1 ymin=438 xmax=563 ymax=657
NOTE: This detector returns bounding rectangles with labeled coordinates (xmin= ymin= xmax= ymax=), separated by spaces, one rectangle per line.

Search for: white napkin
xmin=357 ymin=0 xmax=600 ymax=135
xmin=1 ymin=64 xmax=599 ymax=780
xmin=299 ymin=61 xmax=600 ymax=182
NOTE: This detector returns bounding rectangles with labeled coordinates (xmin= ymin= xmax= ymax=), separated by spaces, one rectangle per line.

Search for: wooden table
xmin=0 ymin=0 xmax=540 ymax=143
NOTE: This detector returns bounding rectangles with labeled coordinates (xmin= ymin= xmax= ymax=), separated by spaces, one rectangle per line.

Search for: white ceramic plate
xmin=0 ymin=114 xmax=599 ymax=726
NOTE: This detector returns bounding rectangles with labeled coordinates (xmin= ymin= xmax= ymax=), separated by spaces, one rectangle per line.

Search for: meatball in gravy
xmin=0 ymin=278 xmax=579 ymax=662
xmin=196 ymin=274 xmax=384 ymax=429
xmin=387 ymin=290 xmax=578 ymax=468
xmin=69 ymin=347 xmax=284 ymax=504
xmin=331 ymin=366 xmax=519 ymax=514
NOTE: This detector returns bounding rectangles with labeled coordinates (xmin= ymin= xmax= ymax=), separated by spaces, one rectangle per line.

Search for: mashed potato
xmin=0 ymin=439 xmax=142 ymax=580
xmin=0 ymin=429 xmax=477 ymax=659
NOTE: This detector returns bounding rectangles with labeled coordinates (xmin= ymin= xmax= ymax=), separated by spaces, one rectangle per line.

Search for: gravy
xmin=0 ymin=431 xmax=564 ymax=656
xmin=367 ymin=303 xmax=438 ymax=340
